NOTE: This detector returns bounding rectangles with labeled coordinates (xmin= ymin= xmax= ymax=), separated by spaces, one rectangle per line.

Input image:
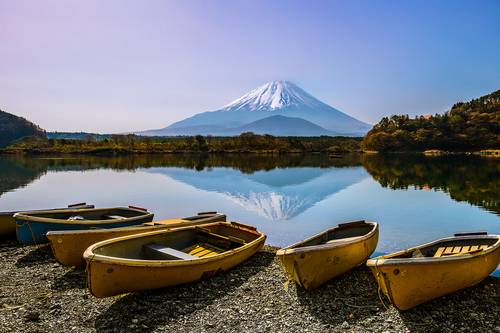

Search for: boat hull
xmin=0 ymin=203 xmax=94 ymax=238
xmin=15 ymin=207 xmax=153 ymax=245
xmin=0 ymin=213 xmax=16 ymax=238
xmin=84 ymin=222 xmax=265 ymax=297
xmin=367 ymin=235 xmax=500 ymax=310
xmin=277 ymin=221 xmax=378 ymax=290
xmin=47 ymin=213 xmax=226 ymax=267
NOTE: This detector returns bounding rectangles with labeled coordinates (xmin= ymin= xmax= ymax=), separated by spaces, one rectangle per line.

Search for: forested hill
xmin=362 ymin=90 xmax=500 ymax=152
xmin=0 ymin=110 xmax=45 ymax=148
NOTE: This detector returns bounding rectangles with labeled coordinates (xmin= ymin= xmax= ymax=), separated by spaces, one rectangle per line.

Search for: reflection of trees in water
xmin=5 ymin=153 xmax=497 ymax=216
xmin=0 ymin=157 xmax=48 ymax=196
xmin=361 ymin=154 xmax=500 ymax=215
xmin=0 ymin=153 xmax=362 ymax=195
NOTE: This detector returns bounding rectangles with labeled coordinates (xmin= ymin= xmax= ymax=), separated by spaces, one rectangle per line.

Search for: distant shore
xmin=2 ymin=135 xmax=499 ymax=157
xmin=0 ymin=134 xmax=362 ymax=155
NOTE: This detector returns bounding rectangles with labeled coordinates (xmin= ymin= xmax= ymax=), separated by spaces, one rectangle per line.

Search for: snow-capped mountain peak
xmin=222 ymin=80 xmax=320 ymax=112
xmin=138 ymin=80 xmax=372 ymax=136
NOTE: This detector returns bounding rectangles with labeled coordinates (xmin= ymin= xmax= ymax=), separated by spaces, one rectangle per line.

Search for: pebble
xmin=0 ymin=242 xmax=498 ymax=333
xmin=25 ymin=311 xmax=40 ymax=322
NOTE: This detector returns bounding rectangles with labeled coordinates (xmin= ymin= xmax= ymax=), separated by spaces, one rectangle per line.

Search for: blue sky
xmin=1 ymin=0 xmax=499 ymax=133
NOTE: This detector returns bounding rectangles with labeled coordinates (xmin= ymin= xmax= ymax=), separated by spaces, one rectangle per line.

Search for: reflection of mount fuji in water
xmin=146 ymin=166 xmax=368 ymax=221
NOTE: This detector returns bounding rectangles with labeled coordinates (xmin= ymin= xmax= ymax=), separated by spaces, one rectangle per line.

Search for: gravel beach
xmin=0 ymin=240 xmax=498 ymax=333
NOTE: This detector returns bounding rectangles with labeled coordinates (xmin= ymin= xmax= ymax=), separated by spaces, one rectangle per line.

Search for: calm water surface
xmin=1 ymin=154 xmax=499 ymax=257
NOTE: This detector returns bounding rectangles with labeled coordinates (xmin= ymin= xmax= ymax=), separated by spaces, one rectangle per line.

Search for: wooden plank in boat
xmin=104 ymin=215 xmax=126 ymax=220
xmin=434 ymin=247 xmax=446 ymax=257
xmin=326 ymin=236 xmax=361 ymax=245
xmin=183 ymin=243 xmax=223 ymax=258
xmin=443 ymin=247 xmax=454 ymax=255
xmin=142 ymin=243 xmax=197 ymax=260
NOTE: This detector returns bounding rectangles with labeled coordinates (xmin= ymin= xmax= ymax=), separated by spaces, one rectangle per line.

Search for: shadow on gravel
xmin=398 ymin=276 xmax=500 ymax=332
xmin=0 ymin=238 xmax=17 ymax=246
xmin=94 ymin=249 xmax=275 ymax=333
xmin=51 ymin=267 xmax=87 ymax=291
xmin=0 ymin=239 xmax=19 ymax=252
xmin=15 ymin=244 xmax=54 ymax=267
xmin=295 ymin=266 xmax=382 ymax=327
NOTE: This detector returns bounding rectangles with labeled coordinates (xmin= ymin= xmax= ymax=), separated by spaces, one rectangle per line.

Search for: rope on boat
xmin=374 ymin=260 xmax=390 ymax=310
xmin=16 ymin=220 xmax=40 ymax=247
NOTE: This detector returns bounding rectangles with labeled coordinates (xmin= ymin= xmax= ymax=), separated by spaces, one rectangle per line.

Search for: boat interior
xmin=21 ymin=208 xmax=148 ymax=221
xmin=93 ymin=223 xmax=261 ymax=261
xmin=390 ymin=235 xmax=498 ymax=259
xmin=184 ymin=212 xmax=223 ymax=221
xmin=142 ymin=213 xmax=224 ymax=227
xmin=292 ymin=221 xmax=374 ymax=248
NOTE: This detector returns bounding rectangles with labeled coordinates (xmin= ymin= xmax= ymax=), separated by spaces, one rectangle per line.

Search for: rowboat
xmin=15 ymin=206 xmax=154 ymax=246
xmin=366 ymin=232 xmax=500 ymax=310
xmin=47 ymin=212 xmax=227 ymax=267
xmin=276 ymin=220 xmax=378 ymax=290
xmin=0 ymin=203 xmax=94 ymax=238
xmin=84 ymin=221 xmax=266 ymax=297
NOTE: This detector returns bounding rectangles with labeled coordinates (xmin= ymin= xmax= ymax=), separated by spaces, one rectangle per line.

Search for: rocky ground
xmin=0 ymin=240 xmax=498 ymax=333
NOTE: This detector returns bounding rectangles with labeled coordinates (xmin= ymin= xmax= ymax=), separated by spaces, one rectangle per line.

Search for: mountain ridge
xmin=139 ymin=81 xmax=371 ymax=137
xmin=226 ymin=115 xmax=335 ymax=136
xmin=0 ymin=110 xmax=45 ymax=148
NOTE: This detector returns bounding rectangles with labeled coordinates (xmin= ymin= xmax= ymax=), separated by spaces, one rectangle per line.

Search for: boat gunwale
xmin=0 ymin=211 xmax=16 ymax=217
xmin=366 ymin=234 xmax=500 ymax=267
xmin=83 ymin=222 xmax=266 ymax=267
xmin=45 ymin=213 xmax=227 ymax=237
xmin=276 ymin=220 xmax=378 ymax=256
xmin=1 ymin=203 xmax=95 ymax=218
xmin=13 ymin=207 xmax=153 ymax=225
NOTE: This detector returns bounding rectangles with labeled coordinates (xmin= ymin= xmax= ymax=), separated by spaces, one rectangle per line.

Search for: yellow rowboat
xmin=0 ymin=203 xmax=94 ymax=238
xmin=367 ymin=232 xmax=500 ymax=310
xmin=276 ymin=220 xmax=378 ymax=290
xmin=84 ymin=221 xmax=266 ymax=297
xmin=47 ymin=212 xmax=226 ymax=267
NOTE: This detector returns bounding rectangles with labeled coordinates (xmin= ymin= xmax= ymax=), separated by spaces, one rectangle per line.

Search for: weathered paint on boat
xmin=276 ymin=221 xmax=378 ymax=290
xmin=84 ymin=221 xmax=266 ymax=297
xmin=366 ymin=232 xmax=500 ymax=310
xmin=0 ymin=203 xmax=94 ymax=238
xmin=15 ymin=206 xmax=153 ymax=245
xmin=47 ymin=212 xmax=227 ymax=267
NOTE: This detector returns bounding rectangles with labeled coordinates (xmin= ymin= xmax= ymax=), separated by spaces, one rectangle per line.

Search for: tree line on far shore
xmin=361 ymin=90 xmax=499 ymax=152
xmin=2 ymin=90 xmax=498 ymax=154
xmin=3 ymin=132 xmax=361 ymax=154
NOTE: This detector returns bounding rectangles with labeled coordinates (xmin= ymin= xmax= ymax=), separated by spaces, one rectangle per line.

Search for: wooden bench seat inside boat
xmin=142 ymin=243 xmax=198 ymax=260
xmin=142 ymin=219 xmax=186 ymax=226
xmin=182 ymin=243 xmax=224 ymax=258
xmin=433 ymin=245 xmax=488 ymax=257
xmin=138 ymin=226 xmax=250 ymax=261
xmin=326 ymin=236 xmax=361 ymax=244
xmin=103 ymin=215 xmax=126 ymax=220
xmin=195 ymin=227 xmax=246 ymax=249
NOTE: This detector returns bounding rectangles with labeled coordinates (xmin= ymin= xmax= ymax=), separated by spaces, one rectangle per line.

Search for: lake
xmin=1 ymin=153 xmax=498 ymax=256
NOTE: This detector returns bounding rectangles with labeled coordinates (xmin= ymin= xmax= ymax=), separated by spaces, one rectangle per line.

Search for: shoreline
xmin=1 ymin=148 xmax=498 ymax=157
xmin=1 ymin=240 xmax=498 ymax=332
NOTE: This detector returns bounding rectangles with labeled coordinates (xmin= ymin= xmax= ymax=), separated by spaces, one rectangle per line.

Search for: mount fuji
xmin=139 ymin=81 xmax=371 ymax=137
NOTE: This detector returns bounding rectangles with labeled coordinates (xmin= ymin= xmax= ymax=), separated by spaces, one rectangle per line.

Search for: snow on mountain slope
xmin=221 ymin=80 xmax=320 ymax=112
xmin=138 ymin=81 xmax=372 ymax=136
